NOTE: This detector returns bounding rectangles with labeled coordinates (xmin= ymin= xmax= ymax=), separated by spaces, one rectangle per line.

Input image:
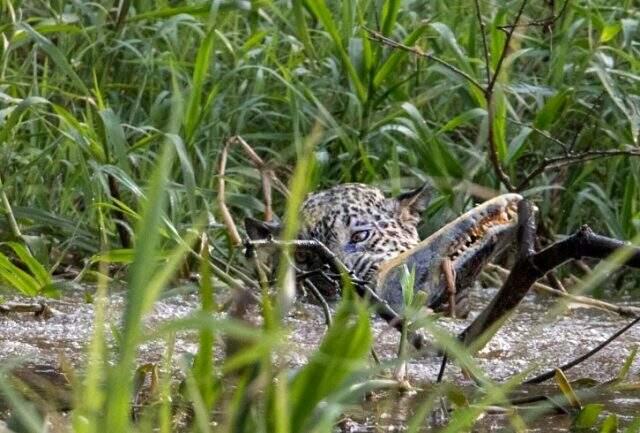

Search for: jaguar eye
xmin=350 ymin=230 xmax=371 ymax=244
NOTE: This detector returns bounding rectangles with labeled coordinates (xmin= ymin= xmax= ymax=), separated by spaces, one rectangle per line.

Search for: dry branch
xmin=460 ymin=201 xmax=640 ymax=349
xmin=497 ymin=0 xmax=571 ymax=31
xmin=523 ymin=315 xmax=640 ymax=384
xmin=227 ymin=136 xmax=290 ymax=197
xmin=486 ymin=0 xmax=528 ymax=94
xmin=517 ymin=148 xmax=640 ymax=190
xmin=482 ymin=0 xmax=529 ymax=191
xmin=486 ymin=263 xmax=640 ymax=317
xmin=365 ymin=28 xmax=485 ymax=93
xmin=216 ymin=142 xmax=242 ymax=246
xmin=216 ymin=136 xmax=292 ymax=247
xmin=367 ymin=1 xmax=527 ymax=192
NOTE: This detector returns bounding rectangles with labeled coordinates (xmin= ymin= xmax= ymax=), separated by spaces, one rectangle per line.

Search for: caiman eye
xmin=294 ymin=249 xmax=310 ymax=263
xmin=350 ymin=229 xmax=371 ymax=244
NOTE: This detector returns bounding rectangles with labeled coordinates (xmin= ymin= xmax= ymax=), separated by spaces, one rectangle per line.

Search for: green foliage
xmin=574 ymin=403 xmax=604 ymax=429
xmin=0 ymin=242 xmax=52 ymax=296
xmin=1 ymin=0 xmax=638 ymax=249
xmin=288 ymin=299 xmax=372 ymax=431
xmin=400 ymin=263 xmax=416 ymax=307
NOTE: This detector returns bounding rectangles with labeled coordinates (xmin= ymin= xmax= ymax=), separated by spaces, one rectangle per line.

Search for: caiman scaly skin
xmin=375 ymin=194 xmax=522 ymax=316
xmin=246 ymin=184 xmax=522 ymax=317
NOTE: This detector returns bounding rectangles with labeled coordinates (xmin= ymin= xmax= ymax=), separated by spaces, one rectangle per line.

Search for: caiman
xmin=245 ymin=183 xmax=522 ymax=319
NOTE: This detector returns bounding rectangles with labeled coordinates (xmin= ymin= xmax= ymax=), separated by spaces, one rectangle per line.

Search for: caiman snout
xmin=445 ymin=194 xmax=521 ymax=261
xmin=375 ymin=194 xmax=524 ymax=317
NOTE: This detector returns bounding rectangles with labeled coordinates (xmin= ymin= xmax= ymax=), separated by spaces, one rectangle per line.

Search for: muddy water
xmin=1 ymin=283 xmax=639 ymax=430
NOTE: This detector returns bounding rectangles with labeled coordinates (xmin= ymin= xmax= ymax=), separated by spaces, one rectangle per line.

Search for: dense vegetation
xmin=0 ymin=0 xmax=639 ymax=432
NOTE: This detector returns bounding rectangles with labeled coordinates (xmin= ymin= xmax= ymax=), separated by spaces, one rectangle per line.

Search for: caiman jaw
xmin=446 ymin=196 xmax=520 ymax=263
xmin=375 ymin=194 xmax=524 ymax=318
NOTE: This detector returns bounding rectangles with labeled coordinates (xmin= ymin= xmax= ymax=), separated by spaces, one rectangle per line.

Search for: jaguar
xmin=245 ymin=183 xmax=522 ymax=318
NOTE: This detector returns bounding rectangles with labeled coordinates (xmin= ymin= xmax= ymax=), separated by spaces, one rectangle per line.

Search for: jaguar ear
xmin=393 ymin=183 xmax=431 ymax=224
xmin=244 ymin=216 xmax=282 ymax=240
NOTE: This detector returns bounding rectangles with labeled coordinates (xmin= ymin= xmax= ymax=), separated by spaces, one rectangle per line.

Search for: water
xmin=1 ymin=283 xmax=639 ymax=431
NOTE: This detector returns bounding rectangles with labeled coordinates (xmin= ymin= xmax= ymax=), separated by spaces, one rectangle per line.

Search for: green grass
xmin=1 ymin=0 xmax=640 ymax=432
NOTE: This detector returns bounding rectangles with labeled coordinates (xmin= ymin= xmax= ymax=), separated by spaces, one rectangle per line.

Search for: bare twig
xmin=460 ymin=201 xmax=640 ymax=349
xmin=486 ymin=100 xmax=516 ymax=191
xmin=367 ymin=3 xmax=526 ymax=191
xmin=517 ymin=148 xmax=640 ymax=190
xmin=523 ymin=315 xmax=640 ymax=384
xmin=507 ymin=118 xmax=572 ymax=152
xmin=227 ymin=136 xmax=290 ymax=197
xmin=303 ymin=280 xmax=333 ymax=327
xmin=262 ymin=171 xmax=273 ymax=222
xmin=486 ymin=263 xmax=640 ymax=317
xmin=473 ymin=0 xmax=491 ymax=86
xmin=364 ymin=28 xmax=485 ymax=94
xmin=244 ymin=238 xmax=270 ymax=292
xmin=497 ymin=0 xmax=571 ymax=31
xmin=436 ymin=354 xmax=448 ymax=383
xmin=216 ymin=136 xmax=292 ymax=246
xmin=482 ymin=0 xmax=529 ymax=192
xmin=487 ymin=0 xmax=528 ymax=94
xmin=217 ymin=142 xmax=242 ymax=247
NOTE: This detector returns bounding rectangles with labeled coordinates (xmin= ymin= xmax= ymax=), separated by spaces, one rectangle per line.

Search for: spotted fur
xmin=245 ymin=183 xmax=430 ymax=297
xmin=293 ymin=183 xmax=429 ymax=296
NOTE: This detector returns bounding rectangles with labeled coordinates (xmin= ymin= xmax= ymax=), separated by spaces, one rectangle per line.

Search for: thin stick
xmin=262 ymin=170 xmax=273 ymax=222
xmin=473 ymin=0 xmax=491 ymax=86
xmin=486 ymin=99 xmax=516 ymax=191
xmin=482 ymin=0 xmax=529 ymax=192
xmin=497 ymin=0 xmax=571 ymax=31
xmin=487 ymin=0 xmax=528 ymax=94
xmin=523 ymin=316 xmax=640 ymax=384
xmin=216 ymin=135 xmax=293 ymax=246
xmin=303 ymin=280 xmax=332 ymax=327
xmin=366 ymin=7 xmax=524 ymax=191
xmin=216 ymin=142 xmax=242 ymax=247
xmin=365 ymin=28 xmax=485 ymax=94
xmin=517 ymin=148 xmax=640 ymax=190
xmin=486 ymin=263 xmax=640 ymax=317
xmin=228 ymin=136 xmax=290 ymax=197
xmin=461 ymin=205 xmax=640 ymax=349
xmin=436 ymin=354 xmax=448 ymax=383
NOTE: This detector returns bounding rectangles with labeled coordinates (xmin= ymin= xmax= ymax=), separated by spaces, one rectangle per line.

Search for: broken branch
xmin=460 ymin=201 xmax=640 ymax=349
xmin=523 ymin=315 xmax=640 ymax=384
xmin=517 ymin=148 xmax=640 ymax=190
xmin=486 ymin=263 xmax=640 ymax=317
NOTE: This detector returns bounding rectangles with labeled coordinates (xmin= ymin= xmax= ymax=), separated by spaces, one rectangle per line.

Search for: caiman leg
xmin=441 ymin=258 xmax=457 ymax=319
